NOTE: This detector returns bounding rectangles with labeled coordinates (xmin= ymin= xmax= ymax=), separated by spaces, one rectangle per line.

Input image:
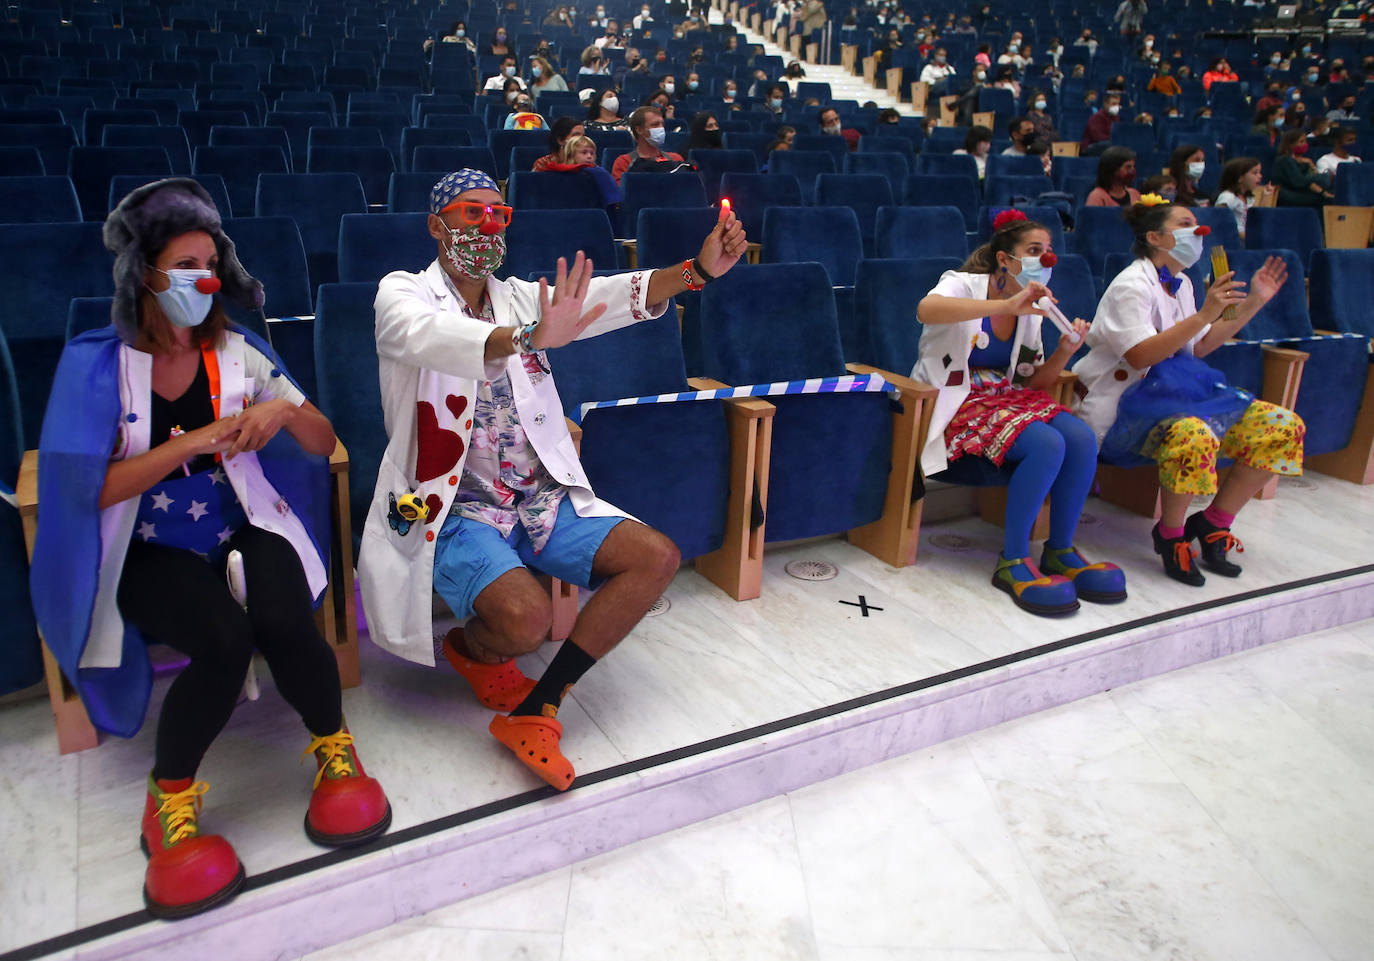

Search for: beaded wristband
xmin=513 ymin=320 xmax=540 ymax=353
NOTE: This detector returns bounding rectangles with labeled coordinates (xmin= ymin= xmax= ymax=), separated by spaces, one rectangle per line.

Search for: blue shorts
xmin=432 ymin=498 xmax=626 ymax=621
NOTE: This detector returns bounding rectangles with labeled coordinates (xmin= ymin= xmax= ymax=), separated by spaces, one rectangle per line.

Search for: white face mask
xmin=974 ymin=71 xmax=986 ymax=81
xmin=1034 ymin=99 xmax=1047 ymax=110
xmin=455 ymin=28 xmax=465 ymax=38
xmin=506 ymin=90 xmax=519 ymax=102
xmin=663 ymin=81 xmax=675 ymax=94
xmin=1106 ymin=104 xmax=1121 ymax=115
xmin=823 ymin=122 xmax=841 ymax=135
xmin=1165 ymin=226 xmax=1203 ymax=269
xmin=151 ymin=268 xmax=217 ymax=328
xmin=602 ymin=95 xmax=619 ymax=114
xmin=647 ymin=125 xmax=665 ymax=146
xmin=1187 ymin=160 xmax=1205 ymax=179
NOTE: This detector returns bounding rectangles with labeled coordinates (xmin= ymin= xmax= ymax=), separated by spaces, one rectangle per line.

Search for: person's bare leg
xmin=1210 ymin=462 xmax=1270 ymax=517
xmin=1159 ymin=489 xmax=1193 ymax=530
xmin=567 ymin=521 xmax=681 ymax=659
xmin=456 ymin=568 xmax=551 ymax=663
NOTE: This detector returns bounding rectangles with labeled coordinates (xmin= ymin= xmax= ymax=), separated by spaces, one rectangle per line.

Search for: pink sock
xmin=1159 ymin=523 xmax=1185 ymax=539
xmin=1203 ymin=505 xmax=1235 ymax=529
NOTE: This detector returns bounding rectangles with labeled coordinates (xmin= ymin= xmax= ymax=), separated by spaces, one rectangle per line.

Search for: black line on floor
xmin=7 ymin=562 xmax=1371 ymax=961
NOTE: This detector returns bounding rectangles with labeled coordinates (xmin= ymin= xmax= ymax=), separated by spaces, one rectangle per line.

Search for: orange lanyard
xmin=201 ymin=342 xmax=221 ymax=420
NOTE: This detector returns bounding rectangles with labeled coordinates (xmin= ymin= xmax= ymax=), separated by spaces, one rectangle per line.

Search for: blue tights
xmin=1000 ymin=412 xmax=1098 ymax=559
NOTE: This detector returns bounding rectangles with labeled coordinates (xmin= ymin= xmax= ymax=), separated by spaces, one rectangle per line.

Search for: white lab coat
xmin=1073 ymin=257 xmax=1207 ymax=442
xmin=912 ymin=270 xmax=1047 ymax=476
xmin=359 ymin=260 xmax=669 ymax=666
xmin=82 ymin=331 xmax=324 ymax=668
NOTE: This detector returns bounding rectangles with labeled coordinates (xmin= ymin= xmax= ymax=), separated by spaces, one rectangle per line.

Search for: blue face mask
xmin=151 ymin=268 xmax=217 ymax=328
xmin=647 ymin=126 xmax=666 ymax=146
xmin=688 ymin=79 xmax=699 ymax=90
xmin=531 ymin=65 xmax=542 ymax=78
xmin=1016 ymin=256 xmax=1052 ymax=287
xmin=770 ymin=97 xmax=782 ymax=108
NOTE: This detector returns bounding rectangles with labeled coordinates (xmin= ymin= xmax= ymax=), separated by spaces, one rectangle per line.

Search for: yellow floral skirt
xmin=1153 ymin=401 xmax=1305 ymax=496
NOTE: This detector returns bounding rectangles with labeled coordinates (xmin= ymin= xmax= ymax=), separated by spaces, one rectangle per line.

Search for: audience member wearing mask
xmin=1081 ymin=94 xmax=1124 ymax=156
xmin=1087 ymin=146 xmax=1142 ymax=207
xmin=1168 ymin=144 xmax=1209 ymax=207
xmin=819 ymin=107 xmax=860 ymax=152
xmin=487 ymin=27 xmax=511 ymax=56
xmin=688 ymin=111 xmax=723 ymax=151
xmin=919 ymin=48 xmax=956 ymax=90
xmin=1202 ymin=57 xmax=1239 ymax=91
xmin=720 ymin=80 xmax=741 ymax=109
xmin=953 ymin=124 xmax=994 ymax=180
xmin=1026 ymin=92 xmax=1059 ymax=144
xmin=1251 ymin=104 xmax=1286 ymax=146
xmin=585 ymin=88 xmax=627 ymax=131
xmin=611 ymin=106 xmax=687 ymax=182
xmin=484 ymin=57 xmax=526 ymax=91
xmin=578 ymin=45 xmax=609 ymax=75
xmin=1148 ymin=63 xmax=1181 ymax=97
xmin=1272 ymin=130 xmax=1335 ymax=206
xmin=529 ymin=56 xmax=569 ymax=94
xmin=533 ymin=117 xmax=586 ymax=171
xmin=1315 ymin=125 xmax=1362 ymax=176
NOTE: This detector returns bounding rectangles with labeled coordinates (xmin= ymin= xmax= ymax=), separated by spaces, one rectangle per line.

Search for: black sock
xmin=511 ymin=640 xmax=597 ymax=717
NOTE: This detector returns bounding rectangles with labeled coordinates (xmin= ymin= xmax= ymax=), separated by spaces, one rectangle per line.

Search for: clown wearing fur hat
xmin=360 ymin=169 xmax=748 ymax=791
xmin=30 ymin=179 xmax=391 ymax=920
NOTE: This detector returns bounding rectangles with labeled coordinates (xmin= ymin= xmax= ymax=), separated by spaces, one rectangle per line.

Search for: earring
xmin=994 ymin=272 xmax=1007 ymax=292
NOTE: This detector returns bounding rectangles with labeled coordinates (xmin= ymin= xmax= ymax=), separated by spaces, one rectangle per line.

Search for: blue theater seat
xmin=306 ymin=145 xmax=395 ymax=205
xmin=506 ymin=170 xmax=606 ymax=211
xmin=814 ymin=174 xmax=893 ymax=258
xmin=193 ymin=145 xmax=289 ymax=218
xmin=387 ymin=171 xmax=449 ymax=213
xmin=619 ymin=172 xmax=706 ymax=238
xmin=0 ymin=175 xmax=80 ymax=223
xmin=500 ymin=208 xmax=616 ymax=281
xmin=767 ymin=149 xmax=835 ymax=204
xmin=0 ymin=326 xmax=42 ymax=697
xmin=107 ymin=174 xmax=232 ymax=221
xmin=688 ymin=148 xmax=757 ymax=204
xmin=0 ymin=145 xmax=44 ymax=176
xmin=854 ymin=257 xmax=962 ymax=375
xmin=902 ymin=173 xmax=980 ymax=232
xmin=843 ymin=151 xmax=909 ymax=196
xmin=336 ymin=212 xmax=436 ymax=284
xmin=400 ymin=126 xmax=473 ymax=171
xmin=1245 ymin=207 xmax=1324 ymax=271
xmin=68 ymin=145 xmax=171 ymax=220
xmin=761 ymin=205 xmax=863 ymax=285
xmin=101 ymin=124 xmax=192 ymax=175
xmin=0 ymin=124 xmax=76 ymax=177
xmin=411 ymin=145 xmax=497 ymax=179
xmin=874 ymin=206 xmax=969 ymax=260
xmin=716 ymin=172 xmax=802 ymax=240
xmin=220 ymin=217 xmax=314 ymax=325
xmin=256 ymin=172 xmax=368 ymax=293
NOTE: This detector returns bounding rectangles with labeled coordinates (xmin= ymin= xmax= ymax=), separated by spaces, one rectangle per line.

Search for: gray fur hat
xmin=103 ymin=178 xmax=264 ymax=343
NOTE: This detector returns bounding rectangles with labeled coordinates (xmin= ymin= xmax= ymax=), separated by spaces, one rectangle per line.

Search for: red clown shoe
xmin=140 ymin=775 xmax=246 ymax=919
xmin=302 ymin=726 xmax=392 ymax=846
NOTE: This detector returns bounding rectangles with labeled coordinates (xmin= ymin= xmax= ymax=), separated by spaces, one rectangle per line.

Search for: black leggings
xmin=118 ymin=525 xmax=342 ymax=780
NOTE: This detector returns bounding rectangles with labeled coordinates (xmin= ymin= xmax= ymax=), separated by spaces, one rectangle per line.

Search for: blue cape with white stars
xmin=30 ymin=324 xmax=330 ymax=738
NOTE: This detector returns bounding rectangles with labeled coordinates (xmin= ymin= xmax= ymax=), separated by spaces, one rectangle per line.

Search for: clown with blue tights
xmin=914 ymin=210 xmax=1127 ymax=615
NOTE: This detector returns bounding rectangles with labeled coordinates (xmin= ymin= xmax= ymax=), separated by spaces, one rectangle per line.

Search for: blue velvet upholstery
xmin=192 ymin=144 xmax=289 ymax=218
xmin=984 ymin=174 xmax=1054 ymax=208
xmin=307 ymin=127 xmax=384 ymax=150
xmin=387 ymin=170 xmax=450 ymax=213
xmin=0 ymin=222 xmax=111 ymax=447
xmin=486 ymin=129 xmax=547 ymax=180
xmin=985 ymin=154 xmax=1045 ymax=179
xmin=636 ymin=207 xmax=719 ymax=267
xmin=0 ymin=326 xmax=41 ymax=696
xmin=0 ymin=124 xmax=77 ymax=175
xmin=843 ymin=151 xmax=909 ymax=195
xmin=1204 ymin=339 xmax=1266 ymax=397
xmin=176 ymin=109 xmax=249 ymax=150
xmin=108 ymin=173 xmax=232 ymax=222
xmin=220 ymin=216 xmax=314 ymax=322
xmin=915 ymin=152 xmax=979 ymax=180
xmin=101 ymin=123 xmax=192 ymax=175
xmin=400 ymin=126 xmax=473 ymax=172
xmin=547 ymin=308 xmax=730 ymax=561
xmin=410 ymin=145 xmax=498 ymax=178
xmin=688 ymin=148 xmax=758 ymax=204
xmin=1191 ymin=205 xmax=1242 ymax=252
xmin=874 ymin=206 xmax=969 ymax=259
xmin=761 ymin=205 xmax=863 ymax=286
xmin=0 ymin=175 xmax=80 ymax=223
xmin=306 ymin=144 xmax=394 ymax=205
xmin=347 ymin=111 xmax=407 ymax=168
xmin=791 ymin=134 xmax=848 ymax=164
xmin=1222 ymin=249 xmax=1309 ymax=341
xmin=855 ymin=256 xmax=962 ymax=374
xmin=506 ymin=170 xmax=606 ymax=211
xmin=974 ymin=205 xmax=1068 ymax=253
xmin=768 ymin=149 xmax=835 ymax=204
xmin=1244 ymin=207 xmax=1324 ymax=270
xmin=1332 ymin=162 xmax=1374 ymax=206
xmin=1309 ymin=249 xmax=1374 ymax=338
xmin=620 ymin=172 xmax=707 ymax=239
xmin=1040 ymin=252 xmax=1098 ymax=360
xmin=68 ymin=145 xmax=171 ymax=220
xmin=207 ymin=124 xmax=293 ymax=169
xmin=721 ymin=131 xmax=776 ymax=165
xmin=313 ymin=282 xmax=386 ymax=547
xmin=717 ymin=172 xmax=802 ymax=240
xmin=500 ymin=208 xmax=615 ymax=281
xmin=698 ymin=263 xmax=893 ymax=541
xmin=902 ymin=174 xmax=980 ymax=232
xmin=1072 ymin=206 xmax=1136 ymax=280
xmin=814 ymin=173 xmax=893 ymax=258
xmin=256 ymin=172 xmax=368 ymax=293
xmin=337 ymin=212 xmax=435 ymax=284
xmin=66 ymin=297 xmax=115 ymax=341
xmin=265 ymin=110 xmax=334 ymax=172
xmin=82 ymin=108 xmax=158 ymax=148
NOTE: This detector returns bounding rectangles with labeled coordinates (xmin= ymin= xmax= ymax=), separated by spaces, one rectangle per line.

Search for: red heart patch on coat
xmin=446 ymin=394 xmax=467 ymax=420
xmin=424 ymin=493 xmax=444 ymax=524
xmin=415 ymin=401 xmax=464 ymax=483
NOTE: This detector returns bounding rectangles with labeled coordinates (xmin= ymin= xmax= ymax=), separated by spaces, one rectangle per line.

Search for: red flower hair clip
xmin=992 ymin=209 xmax=1029 ymax=232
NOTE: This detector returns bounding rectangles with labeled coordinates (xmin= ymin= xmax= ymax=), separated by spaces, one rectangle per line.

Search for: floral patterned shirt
xmin=446 ymin=281 xmax=567 ymax=552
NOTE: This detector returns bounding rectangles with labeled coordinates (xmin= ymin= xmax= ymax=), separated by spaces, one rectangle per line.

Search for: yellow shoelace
xmin=302 ymin=731 xmax=357 ymax=789
xmin=156 ymin=781 xmax=209 ymax=845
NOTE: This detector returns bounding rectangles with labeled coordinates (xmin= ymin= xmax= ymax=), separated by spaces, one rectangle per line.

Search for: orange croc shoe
xmin=488 ymin=714 xmax=576 ymax=791
xmin=442 ymin=630 xmax=537 ymax=712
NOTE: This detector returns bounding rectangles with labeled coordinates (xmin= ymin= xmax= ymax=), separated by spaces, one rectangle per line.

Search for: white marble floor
xmin=1 ymin=472 xmax=1371 ymax=955
xmin=307 ymin=616 xmax=1374 ymax=961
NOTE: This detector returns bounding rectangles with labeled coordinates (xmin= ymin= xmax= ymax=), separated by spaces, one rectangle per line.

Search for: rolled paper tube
xmin=1035 ymin=297 xmax=1080 ymax=344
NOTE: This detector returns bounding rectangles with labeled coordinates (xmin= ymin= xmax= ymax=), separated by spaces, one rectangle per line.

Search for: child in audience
xmin=1074 ymin=196 xmax=1301 ymax=586
xmin=915 ymin=211 xmax=1126 ymax=616
xmin=1141 ymin=173 xmax=1177 ymax=201
xmin=32 ymin=179 xmax=390 ymax=920
xmin=1214 ymin=157 xmax=1276 ymax=239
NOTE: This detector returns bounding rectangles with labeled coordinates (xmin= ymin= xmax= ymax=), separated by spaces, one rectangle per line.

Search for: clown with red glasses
xmin=360 ymin=169 xmax=747 ymax=790
xmin=916 ymin=209 xmax=1127 ymax=616
xmin=1074 ymin=195 xmax=1299 ymax=588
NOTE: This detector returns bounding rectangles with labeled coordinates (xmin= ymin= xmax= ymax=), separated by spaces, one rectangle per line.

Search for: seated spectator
xmin=504 ymin=95 xmax=545 ymax=130
xmin=762 ymin=138 xmax=790 ymax=170
xmin=484 ymin=57 xmax=526 ymax=92
xmin=819 ymin=106 xmax=860 ymax=152
xmin=953 ymin=124 xmax=994 ymax=180
xmin=777 ymin=124 xmax=797 ymax=145
xmin=762 ymin=84 xmax=788 ymax=119
xmin=529 ymin=56 xmax=569 ymax=95
xmin=1326 ymin=95 xmax=1360 ymax=122
xmin=578 ymin=46 xmax=609 ymax=76
xmin=533 ymin=117 xmax=586 ymax=171
xmin=545 ymin=6 xmax=574 ymax=28
xmin=1081 ymin=94 xmax=1123 ymax=156
xmin=645 ymin=88 xmax=684 ymax=131
xmin=542 ymin=135 xmax=623 ymax=206
xmin=1272 ymin=130 xmax=1334 ymax=206
xmin=1148 ymin=63 xmax=1182 ymax=97
xmin=659 ymin=74 xmax=679 ymax=97
xmin=633 ymin=4 xmax=655 ymax=29
xmin=615 ymin=46 xmax=652 ymax=85
xmin=1169 ymin=144 xmax=1209 ymax=207
xmin=721 ymin=80 xmax=741 ymax=107
xmin=1141 ymin=173 xmax=1177 ymax=201
xmin=426 ymin=20 xmax=476 ymax=54
xmin=688 ymin=111 xmax=723 ymax=150
xmin=487 ymin=27 xmax=511 ymax=57
xmin=685 ymin=71 xmax=703 ymax=94
xmin=1254 ymin=82 xmax=1285 ymax=118
xmin=1215 ymin=157 xmax=1276 ymax=239
xmin=1025 ymin=92 xmax=1058 ymax=144
xmin=1315 ymin=125 xmax=1362 ymax=176
xmin=1086 ymin=146 xmax=1141 ymax=207
xmin=878 ymin=108 xmax=901 ymax=126
xmin=585 ymin=89 xmax=627 ymax=131
xmin=920 ymin=48 xmax=956 ymax=90
xmin=1202 ymin=57 xmax=1238 ymax=91
xmin=595 ymin=20 xmax=625 ymax=49
xmin=610 ymin=106 xmax=685 ymax=183
xmin=1251 ymin=104 xmax=1286 ymax=146
xmin=993 ymin=64 xmax=1021 ymax=100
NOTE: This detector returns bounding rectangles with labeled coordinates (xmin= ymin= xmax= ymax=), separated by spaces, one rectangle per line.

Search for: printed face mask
xmin=151 ymin=268 xmax=218 ymax=328
xmin=1166 ymin=226 xmax=1203 ymax=268
xmin=443 ymin=222 xmax=507 ymax=280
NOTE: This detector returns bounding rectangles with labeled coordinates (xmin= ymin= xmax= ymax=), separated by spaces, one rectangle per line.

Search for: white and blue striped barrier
xmin=575 ymin=372 xmax=899 ymax=424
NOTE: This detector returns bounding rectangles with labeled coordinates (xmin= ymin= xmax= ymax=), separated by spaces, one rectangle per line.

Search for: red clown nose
xmin=1039 ymin=251 xmax=1058 ymax=268
xmin=1193 ymin=225 xmax=1211 ymax=236
xmin=194 ymin=276 xmax=221 ymax=294
xmin=478 ymin=219 xmax=503 ymax=235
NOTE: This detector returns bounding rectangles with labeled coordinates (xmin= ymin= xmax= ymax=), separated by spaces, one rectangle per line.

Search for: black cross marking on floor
xmin=838 ymin=595 xmax=883 ymax=617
